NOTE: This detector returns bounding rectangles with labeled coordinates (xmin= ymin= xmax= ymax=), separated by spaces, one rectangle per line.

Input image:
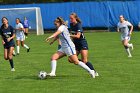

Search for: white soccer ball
xmin=38 ymin=71 xmax=47 ymax=79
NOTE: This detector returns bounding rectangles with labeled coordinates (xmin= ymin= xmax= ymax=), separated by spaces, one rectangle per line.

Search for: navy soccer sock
xmin=86 ymin=62 xmax=95 ymax=71
xmin=9 ymin=59 xmax=14 ymax=68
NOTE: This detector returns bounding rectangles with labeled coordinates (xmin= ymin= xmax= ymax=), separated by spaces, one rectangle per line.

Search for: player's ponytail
xmin=54 ymin=17 xmax=68 ymax=26
xmin=70 ymin=13 xmax=81 ymax=23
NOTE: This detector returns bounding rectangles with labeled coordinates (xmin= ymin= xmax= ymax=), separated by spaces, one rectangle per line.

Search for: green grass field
xmin=0 ymin=32 xmax=140 ymax=93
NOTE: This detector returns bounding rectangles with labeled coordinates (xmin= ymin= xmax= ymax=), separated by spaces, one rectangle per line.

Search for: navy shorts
xmin=4 ymin=40 xmax=15 ymax=49
xmin=74 ymin=39 xmax=89 ymax=52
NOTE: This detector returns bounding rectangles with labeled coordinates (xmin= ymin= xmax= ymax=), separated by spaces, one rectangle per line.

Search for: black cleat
xmin=27 ymin=48 xmax=30 ymax=52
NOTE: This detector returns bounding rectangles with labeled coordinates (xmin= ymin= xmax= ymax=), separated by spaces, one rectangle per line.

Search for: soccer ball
xmin=38 ymin=71 xmax=47 ymax=79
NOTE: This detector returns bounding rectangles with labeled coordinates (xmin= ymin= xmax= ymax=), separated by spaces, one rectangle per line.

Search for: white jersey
xmin=57 ymin=25 xmax=76 ymax=56
xmin=117 ymin=21 xmax=132 ymax=37
xmin=15 ymin=23 xmax=25 ymax=41
xmin=58 ymin=25 xmax=75 ymax=48
xmin=15 ymin=23 xmax=24 ymax=36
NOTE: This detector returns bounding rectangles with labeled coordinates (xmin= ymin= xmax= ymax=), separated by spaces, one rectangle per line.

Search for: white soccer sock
xmin=17 ymin=46 xmax=20 ymax=54
xmin=127 ymin=43 xmax=132 ymax=48
xmin=126 ymin=48 xmax=132 ymax=56
xmin=24 ymin=44 xmax=29 ymax=49
xmin=50 ymin=60 xmax=57 ymax=74
xmin=78 ymin=61 xmax=91 ymax=73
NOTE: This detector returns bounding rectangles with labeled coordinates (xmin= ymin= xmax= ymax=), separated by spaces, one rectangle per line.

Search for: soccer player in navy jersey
xmin=46 ymin=17 xmax=95 ymax=78
xmin=69 ymin=13 xmax=99 ymax=76
xmin=0 ymin=17 xmax=15 ymax=71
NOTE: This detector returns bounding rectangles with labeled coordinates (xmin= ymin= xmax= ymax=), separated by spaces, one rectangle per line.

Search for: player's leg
xmin=8 ymin=47 xmax=15 ymax=71
xmin=4 ymin=48 xmax=9 ymax=60
xmin=16 ymin=40 xmax=20 ymax=55
xmin=80 ymin=50 xmax=95 ymax=70
xmin=123 ymin=39 xmax=132 ymax=57
xmin=68 ymin=50 xmax=79 ymax=63
xmin=25 ymin=28 xmax=28 ymax=38
xmin=69 ymin=54 xmax=95 ymax=78
xmin=49 ymin=51 xmax=66 ymax=76
xmin=21 ymin=40 xmax=30 ymax=52
xmin=80 ymin=50 xmax=99 ymax=76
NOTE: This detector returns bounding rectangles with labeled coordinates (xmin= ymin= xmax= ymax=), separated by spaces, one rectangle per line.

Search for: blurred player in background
xmin=0 ymin=17 xmax=15 ymax=71
xmin=117 ymin=15 xmax=134 ymax=57
xmin=69 ymin=13 xmax=98 ymax=76
xmin=46 ymin=17 xmax=96 ymax=78
xmin=15 ymin=18 xmax=30 ymax=55
xmin=23 ymin=17 xmax=29 ymax=38
xmin=138 ymin=22 xmax=140 ymax=30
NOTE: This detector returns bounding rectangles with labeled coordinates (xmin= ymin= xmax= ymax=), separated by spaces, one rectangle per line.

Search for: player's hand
xmin=45 ymin=37 xmax=51 ymax=42
xmin=7 ymin=38 xmax=11 ymax=42
xmin=2 ymin=40 xmax=5 ymax=45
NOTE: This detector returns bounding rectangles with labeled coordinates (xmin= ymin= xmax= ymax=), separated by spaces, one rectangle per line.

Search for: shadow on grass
xmin=12 ymin=74 xmax=79 ymax=80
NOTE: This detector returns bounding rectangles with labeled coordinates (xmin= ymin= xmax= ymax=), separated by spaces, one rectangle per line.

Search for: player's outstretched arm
xmin=46 ymin=30 xmax=61 ymax=42
xmin=50 ymin=36 xmax=59 ymax=45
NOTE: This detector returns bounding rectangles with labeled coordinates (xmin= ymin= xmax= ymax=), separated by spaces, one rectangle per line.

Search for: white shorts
xmin=58 ymin=46 xmax=76 ymax=56
xmin=121 ymin=36 xmax=130 ymax=41
xmin=16 ymin=34 xmax=25 ymax=41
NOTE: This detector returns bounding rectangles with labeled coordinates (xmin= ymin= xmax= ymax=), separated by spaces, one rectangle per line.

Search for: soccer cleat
xmin=17 ymin=53 xmax=20 ymax=55
xmin=48 ymin=73 xmax=56 ymax=77
xmin=90 ymin=70 xmax=96 ymax=78
xmin=95 ymin=72 xmax=99 ymax=77
xmin=128 ymin=55 xmax=132 ymax=58
xmin=27 ymin=48 xmax=30 ymax=52
xmin=11 ymin=68 xmax=15 ymax=72
xmin=131 ymin=43 xmax=134 ymax=50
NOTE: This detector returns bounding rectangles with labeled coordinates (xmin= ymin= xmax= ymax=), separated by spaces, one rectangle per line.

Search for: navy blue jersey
xmin=0 ymin=25 xmax=15 ymax=48
xmin=70 ymin=22 xmax=85 ymax=41
xmin=70 ymin=22 xmax=88 ymax=51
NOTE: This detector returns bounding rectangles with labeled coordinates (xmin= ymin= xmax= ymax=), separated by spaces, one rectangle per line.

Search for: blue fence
xmin=0 ymin=1 xmax=140 ymax=29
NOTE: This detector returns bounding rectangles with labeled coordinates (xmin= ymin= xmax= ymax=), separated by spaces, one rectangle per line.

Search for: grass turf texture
xmin=0 ymin=32 xmax=140 ymax=93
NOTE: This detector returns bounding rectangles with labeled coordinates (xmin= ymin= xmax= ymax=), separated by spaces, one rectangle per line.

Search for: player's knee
xmin=8 ymin=55 xmax=12 ymax=60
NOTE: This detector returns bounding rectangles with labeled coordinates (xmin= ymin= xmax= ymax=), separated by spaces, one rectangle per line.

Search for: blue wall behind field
xmin=0 ymin=1 xmax=140 ymax=29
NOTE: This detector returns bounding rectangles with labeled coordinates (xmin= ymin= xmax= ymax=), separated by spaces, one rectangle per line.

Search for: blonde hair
xmin=70 ymin=13 xmax=81 ymax=23
xmin=54 ymin=17 xmax=68 ymax=26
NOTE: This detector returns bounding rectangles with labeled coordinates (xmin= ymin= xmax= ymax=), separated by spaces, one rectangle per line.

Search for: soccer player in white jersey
xmin=46 ymin=17 xmax=96 ymax=78
xmin=117 ymin=15 xmax=134 ymax=57
xmin=15 ymin=18 xmax=30 ymax=55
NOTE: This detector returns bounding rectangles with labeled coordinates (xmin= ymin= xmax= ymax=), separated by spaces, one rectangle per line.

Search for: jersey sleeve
xmin=126 ymin=21 xmax=132 ymax=26
xmin=19 ymin=23 xmax=24 ymax=28
xmin=77 ymin=23 xmax=83 ymax=32
xmin=58 ymin=25 xmax=65 ymax=32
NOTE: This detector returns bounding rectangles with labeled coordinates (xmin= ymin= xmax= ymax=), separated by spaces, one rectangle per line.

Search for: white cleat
xmin=95 ymin=72 xmax=99 ymax=77
xmin=128 ymin=55 xmax=132 ymax=58
xmin=131 ymin=43 xmax=134 ymax=50
xmin=90 ymin=70 xmax=96 ymax=78
xmin=11 ymin=68 xmax=15 ymax=72
xmin=48 ymin=73 xmax=56 ymax=77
